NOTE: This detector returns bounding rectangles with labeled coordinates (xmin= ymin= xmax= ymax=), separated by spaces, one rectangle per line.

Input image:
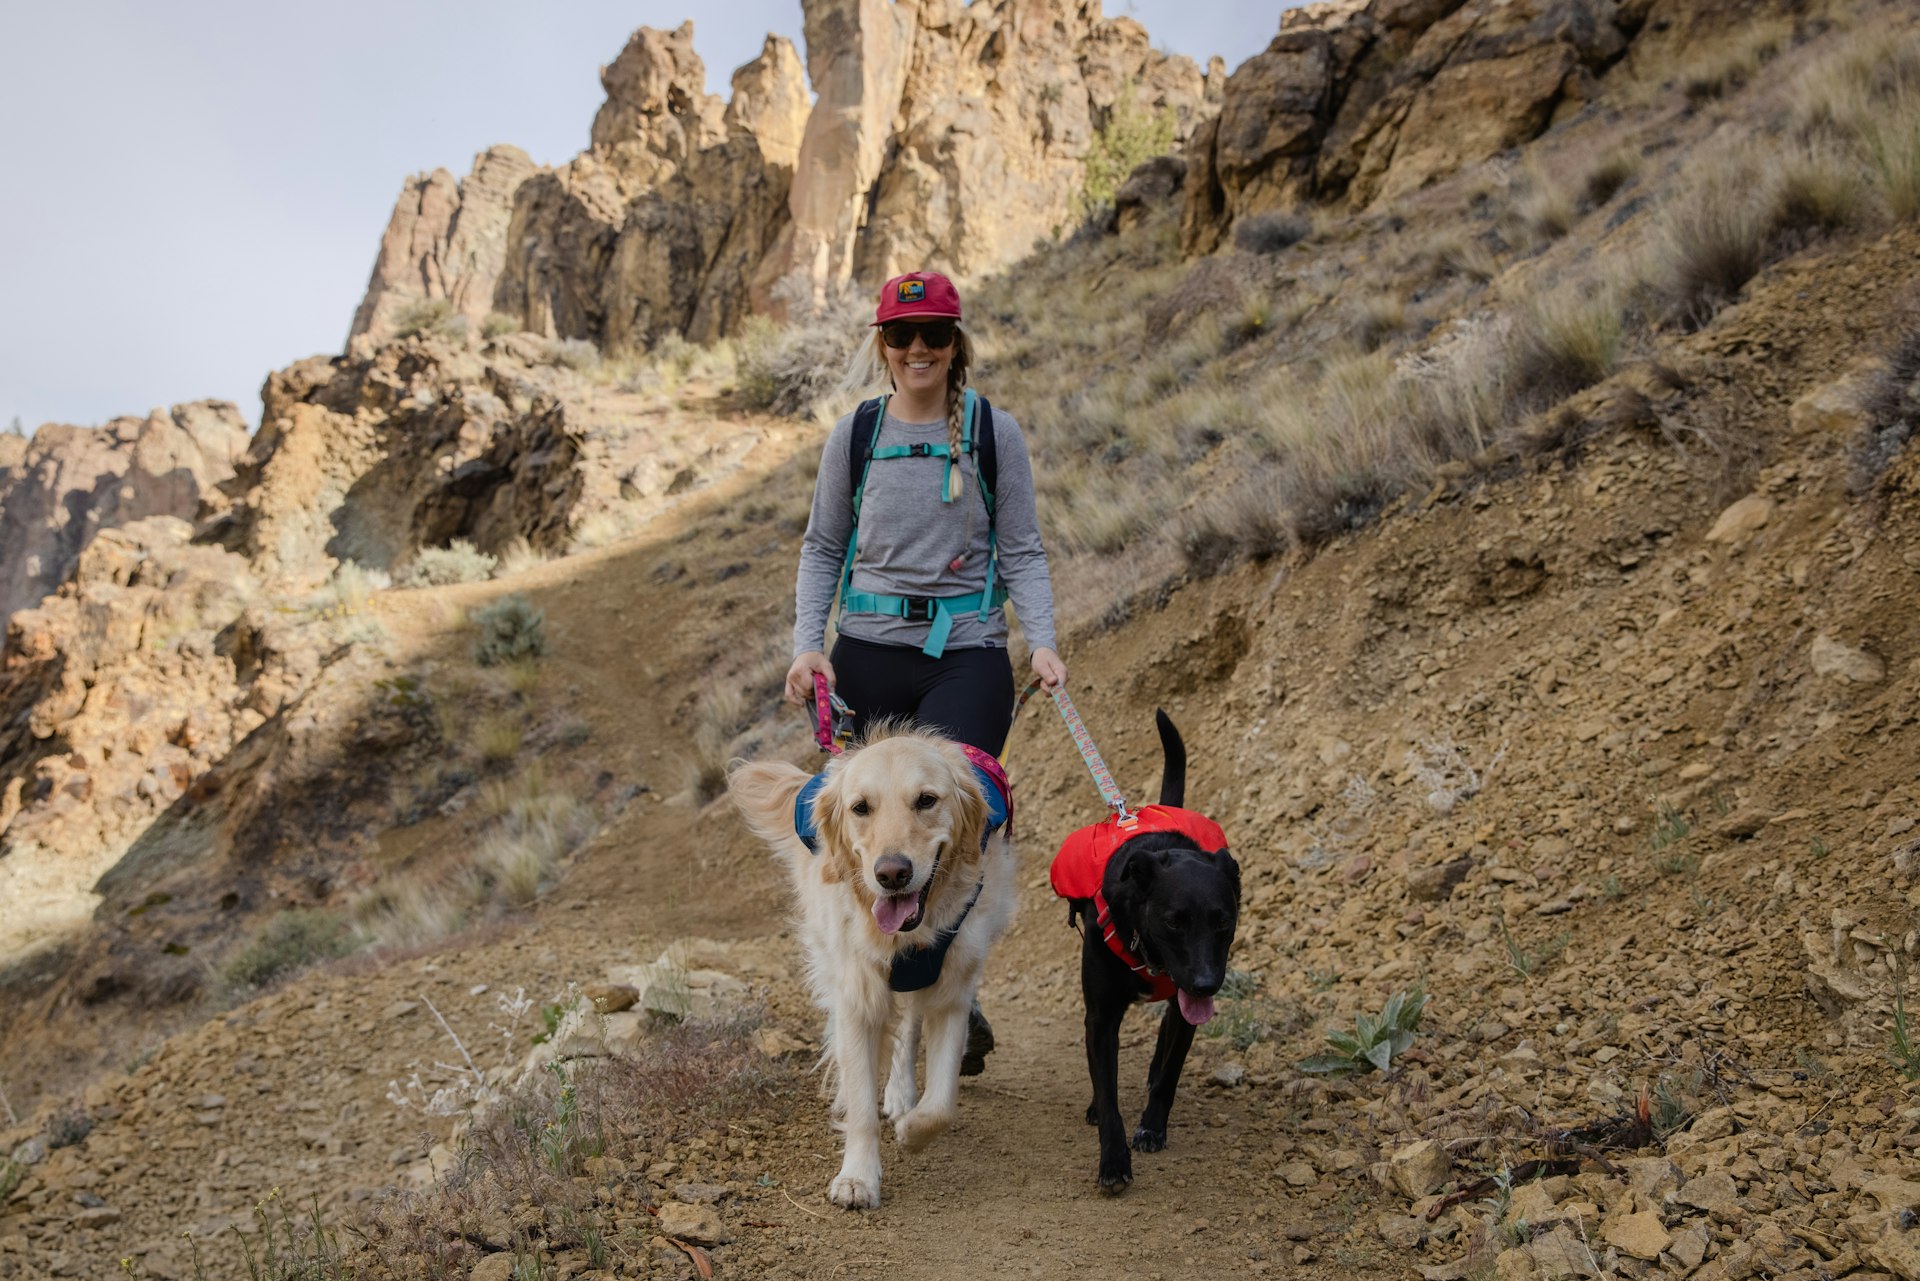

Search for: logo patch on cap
xmin=897 ymin=280 xmax=926 ymax=303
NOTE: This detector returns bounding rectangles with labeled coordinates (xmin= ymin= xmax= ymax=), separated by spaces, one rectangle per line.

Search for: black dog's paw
xmin=1131 ymin=1126 xmax=1168 ymax=1153
xmin=1085 ymin=1102 xmax=1098 ymax=1126
xmin=1097 ymin=1149 xmax=1133 ymax=1193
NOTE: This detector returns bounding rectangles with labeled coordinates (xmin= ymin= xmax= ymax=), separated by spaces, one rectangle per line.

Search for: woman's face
xmin=882 ymin=322 xmax=955 ymax=400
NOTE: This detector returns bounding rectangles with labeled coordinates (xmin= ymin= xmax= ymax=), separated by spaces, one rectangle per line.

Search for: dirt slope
xmin=5 ymin=222 xmax=1919 ymax=1281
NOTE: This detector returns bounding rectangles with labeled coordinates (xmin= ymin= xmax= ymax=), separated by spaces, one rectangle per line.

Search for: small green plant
xmin=403 ymin=539 xmax=498 ymax=587
xmin=1307 ymin=967 xmax=1340 ymax=993
xmin=222 ymin=909 xmax=356 ymax=992
xmin=1649 ymin=801 xmax=1698 ymax=875
xmin=228 ymin=1187 xmax=351 ymax=1281
xmin=482 ymin=311 xmax=522 ymax=339
xmin=530 ymin=1001 xmax=569 ymax=1045
xmin=1794 ymin=1047 xmax=1832 ymax=1079
xmin=472 ymin=594 xmax=547 ymax=667
xmin=1651 ymin=1069 xmax=1702 ymax=1136
xmin=1892 ymin=992 xmax=1920 ymax=1081
xmin=0 ymin=1156 xmax=24 ymax=1202
xmin=1500 ymin=919 xmax=1570 ymax=978
xmin=392 ymin=297 xmax=467 ymax=342
xmin=1217 ymin=968 xmax=1259 ymax=1000
xmin=1811 ymin=836 xmax=1831 ymax=859
xmin=1601 ymin=873 xmax=1624 ymax=900
xmin=1298 ymin=984 xmax=1428 ymax=1075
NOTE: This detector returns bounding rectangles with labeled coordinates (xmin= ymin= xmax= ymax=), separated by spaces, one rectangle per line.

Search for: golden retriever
xmin=728 ymin=723 xmax=1016 ymax=1209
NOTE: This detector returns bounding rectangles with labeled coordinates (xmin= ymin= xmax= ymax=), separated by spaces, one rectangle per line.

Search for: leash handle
xmin=1009 ymin=677 xmax=1132 ymax=822
xmin=812 ymin=673 xmax=855 ymax=756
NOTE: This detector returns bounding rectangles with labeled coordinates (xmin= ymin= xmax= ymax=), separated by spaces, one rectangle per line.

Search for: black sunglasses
xmin=879 ymin=319 xmax=957 ymax=350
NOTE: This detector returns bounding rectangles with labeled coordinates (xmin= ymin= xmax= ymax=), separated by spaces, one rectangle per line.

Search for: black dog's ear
xmin=1221 ymin=849 xmax=1242 ymax=907
xmin=1116 ymin=846 xmax=1159 ymax=889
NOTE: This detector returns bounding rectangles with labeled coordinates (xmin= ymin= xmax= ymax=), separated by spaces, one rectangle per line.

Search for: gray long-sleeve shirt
xmin=792 ymin=401 xmax=1058 ymax=657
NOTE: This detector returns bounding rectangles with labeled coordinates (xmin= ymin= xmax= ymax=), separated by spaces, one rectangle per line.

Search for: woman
xmin=784 ymin=270 xmax=1066 ymax=756
xmin=784 ymin=271 xmax=1064 ymax=1076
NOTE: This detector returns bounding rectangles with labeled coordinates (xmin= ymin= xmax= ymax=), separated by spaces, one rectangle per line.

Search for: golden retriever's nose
xmin=874 ymin=853 xmax=914 ymax=892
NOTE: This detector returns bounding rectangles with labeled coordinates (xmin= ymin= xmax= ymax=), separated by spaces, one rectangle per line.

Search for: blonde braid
xmin=943 ymin=326 xmax=973 ymax=502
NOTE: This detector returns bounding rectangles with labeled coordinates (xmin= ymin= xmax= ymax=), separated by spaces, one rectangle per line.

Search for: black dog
xmin=1049 ymin=710 xmax=1241 ymax=1191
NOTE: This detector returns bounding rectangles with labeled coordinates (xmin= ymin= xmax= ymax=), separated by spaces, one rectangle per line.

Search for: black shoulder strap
xmin=847 ymin=396 xmax=886 ymax=509
xmin=974 ymin=393 xmax=998 ymax=502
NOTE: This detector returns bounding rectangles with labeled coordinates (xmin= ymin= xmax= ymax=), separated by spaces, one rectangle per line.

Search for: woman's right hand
xmin=785 ymin=651 xmax=836 ymax=706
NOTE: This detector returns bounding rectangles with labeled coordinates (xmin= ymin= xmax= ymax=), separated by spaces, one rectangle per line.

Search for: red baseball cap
xmin=874 ymin=272 xmax=963 ymax=325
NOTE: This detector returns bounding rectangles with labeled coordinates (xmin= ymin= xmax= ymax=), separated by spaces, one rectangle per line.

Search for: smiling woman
xmin=783 ymin=270 xmax=1067 ymax=755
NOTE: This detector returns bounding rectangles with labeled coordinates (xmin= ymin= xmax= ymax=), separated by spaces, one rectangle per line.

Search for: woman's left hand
xmin=1031 ymin=647 xmax=1067 ymax=690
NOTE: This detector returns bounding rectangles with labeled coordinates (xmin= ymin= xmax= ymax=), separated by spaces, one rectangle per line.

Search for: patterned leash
xmin=812 ymin=673 xmax=857 ymax=756
xmin=1007 ymin=678 xmax=1134 ymax=825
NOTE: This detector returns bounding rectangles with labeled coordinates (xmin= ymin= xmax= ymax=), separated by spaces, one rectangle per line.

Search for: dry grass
xmin=1510 ymin=282 xmax=1629 ymax=407
xmin=474 ymin=714 xmax=525 ymax=764
xmin=1795 ymin=28 xmax=1920 ymax=221
xmin=1851 ymin=314 xmax=1920 ymax=492
xmin=359 ymin=1018 xmax=796 ymax=1276
xmin=353 ymin=878 xmax=469 ymax=953
xmin=1650 ymin=150 xmax=1775 ymax=327
xmin=689 ymin=685 xmax=751 ymax=805
xmin=1582 ymin=146 xmax=1643 ymax=210
xmin=473 ymin=788 xmax=596 ymax=907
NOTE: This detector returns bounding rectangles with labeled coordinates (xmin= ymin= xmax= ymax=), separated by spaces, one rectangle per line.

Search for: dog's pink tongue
xmin=1177 ymin=990 xmax=1216 ymax=1026
xmin=873 ymin=894 xmax=918 ymax=935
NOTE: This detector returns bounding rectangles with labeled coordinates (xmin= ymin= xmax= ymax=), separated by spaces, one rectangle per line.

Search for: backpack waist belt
xmin=838 ymin=583 xmax=1010 ymax=658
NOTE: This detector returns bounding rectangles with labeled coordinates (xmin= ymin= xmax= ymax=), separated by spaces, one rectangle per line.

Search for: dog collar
xmin=890 ymin=876 xmax=983 ymax=992
xmin=1092 ymin=888 xmax=1175 ymax=1003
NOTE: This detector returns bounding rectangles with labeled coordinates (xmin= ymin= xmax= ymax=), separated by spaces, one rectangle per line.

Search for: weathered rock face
xmin=0 ymin=403 xmax=249 ymax=622
xmin=0 ymin=516 xmax=291 ymax=962
xmin=348 ymin=145 xmax=539 ymax=350
xmin=1181 ymin=0 xmax=1639 ymax=250
xmin=349 ymin=6 xmax=1217 ymax=346
xmin=778 ymin=0 xmax=1214 ymax=305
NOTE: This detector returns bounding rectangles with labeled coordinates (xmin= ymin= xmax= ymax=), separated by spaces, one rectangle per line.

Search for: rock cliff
xmin=348 ymin=4 xmax=1216 ymax=349
xmin=1179 ymin=0 xmax=1666 ymax=249
xmin=0 ymin=404 xmax=248 ymax=622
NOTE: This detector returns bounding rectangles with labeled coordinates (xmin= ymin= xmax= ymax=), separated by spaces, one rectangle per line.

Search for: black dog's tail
xmin=1154 ymin=708 xmax=1186 ymax=808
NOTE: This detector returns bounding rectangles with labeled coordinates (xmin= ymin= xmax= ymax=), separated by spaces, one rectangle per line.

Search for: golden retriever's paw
xmin=828 ymin=1171 xmax=882 ymax=1210
xmin=895 ymin=1105 xmax=953 ymax=1153
xmin=882 ymin=1076 xmax=918 ymax=1122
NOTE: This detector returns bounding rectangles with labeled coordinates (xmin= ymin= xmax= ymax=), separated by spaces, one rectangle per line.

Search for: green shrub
xmin=1234 ymin=210 xmax=1312 ymax=254
xmin=735 ymin=286 xmax=869 ymax=418
xmin=392 ymin=298 xmax=467 ymax=342
xmin=482 ymin=311 xmax=522 ymax=339
xmin=544 ymin=337 xmax=602 ymax=373
xmin=1077 ymin=89 xmax=1176 ymax=222
xmin=472 ymin=594 xmax=547 ymax=666
xmin=403 ymin=540 xmax=498 ymax=587
xmin=223 ymin=909 xmax=355 ymax=991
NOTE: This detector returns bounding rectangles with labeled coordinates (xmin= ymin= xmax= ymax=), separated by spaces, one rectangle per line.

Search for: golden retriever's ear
xmin=810 ymin=758 xmax=856 ymax=884
xmin=944 ymin=743 xmax=989 ymax=868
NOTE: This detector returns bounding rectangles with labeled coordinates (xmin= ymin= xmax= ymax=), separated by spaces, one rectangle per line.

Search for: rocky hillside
xmin=4 ymin=0 xmax=1920 ymax=1278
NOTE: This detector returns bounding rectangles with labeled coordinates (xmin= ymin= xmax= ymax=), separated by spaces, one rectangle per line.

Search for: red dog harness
xmin=1049 ymin=806 xmax=1229 ymax=1001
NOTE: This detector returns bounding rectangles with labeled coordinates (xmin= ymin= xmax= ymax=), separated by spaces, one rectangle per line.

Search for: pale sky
xmin=0 ymin=3 xmax=1291 ymax=434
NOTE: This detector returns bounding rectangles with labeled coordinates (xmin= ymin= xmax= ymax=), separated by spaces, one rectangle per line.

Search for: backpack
xmin=833 ymin=388 xmax=1008 ymax=658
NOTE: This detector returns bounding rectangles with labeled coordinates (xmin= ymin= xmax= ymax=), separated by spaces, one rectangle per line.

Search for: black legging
xmin=830 ymin=634 xmax=1016 ymax=756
